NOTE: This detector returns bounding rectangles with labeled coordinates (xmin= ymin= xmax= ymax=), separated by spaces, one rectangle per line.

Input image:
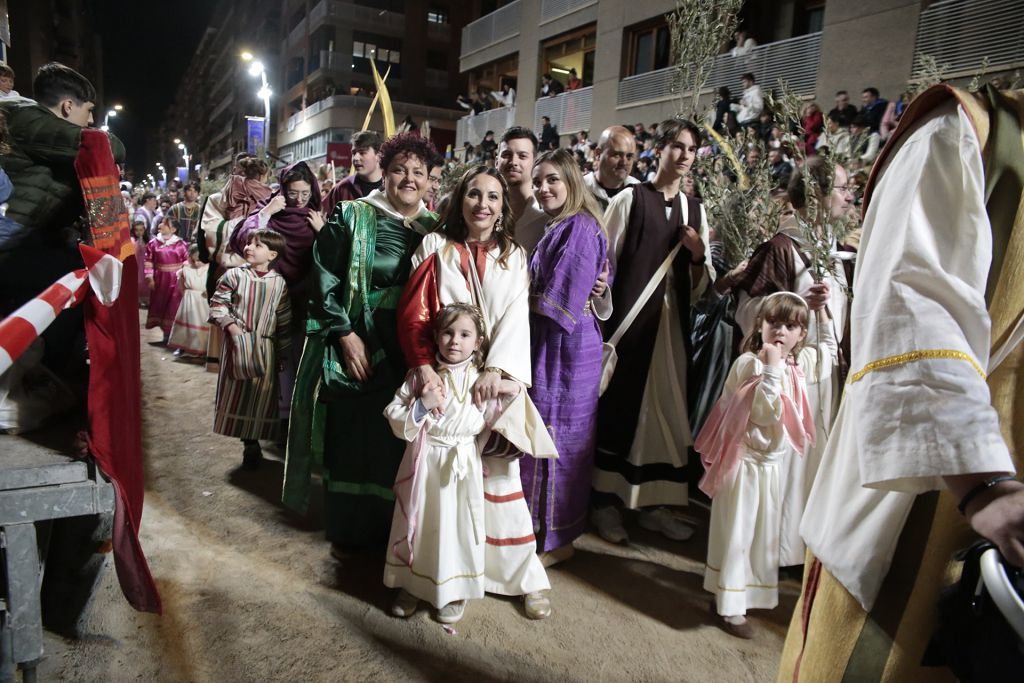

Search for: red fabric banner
xmin=75 ymin=129 xmax=161 ymax=613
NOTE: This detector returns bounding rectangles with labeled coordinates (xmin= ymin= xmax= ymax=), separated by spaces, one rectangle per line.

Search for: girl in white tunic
xmin=696 ymin=292 xmax=824 ymax=639
xmin=383 ymin=303 xmax=551 ymax=624
xmin=168 ymin=244 xmax=211 ymax=357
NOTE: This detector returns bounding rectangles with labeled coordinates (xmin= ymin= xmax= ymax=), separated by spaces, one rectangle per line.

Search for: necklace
xmin=444 ymin=366 xmax=472 ymax=404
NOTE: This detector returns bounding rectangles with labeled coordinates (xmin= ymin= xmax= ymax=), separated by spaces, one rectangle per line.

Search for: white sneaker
xmin=638 ymin=507 xmax=694 ymax=541
xmin=591 ymin=506 xmax=628 ymax=544
xmin=437 ymin=600 xmax=466 ymax=624
xmin=391 ymin=589 xmax=420 ymax=618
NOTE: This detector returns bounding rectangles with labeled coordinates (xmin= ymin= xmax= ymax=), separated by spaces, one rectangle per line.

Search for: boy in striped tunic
xmin=209 ymin=229 xmax=291 ymax=468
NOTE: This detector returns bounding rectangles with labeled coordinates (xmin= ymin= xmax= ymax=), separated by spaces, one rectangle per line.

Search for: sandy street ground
xmin=38 ymin=315 xmax=796 ymax=682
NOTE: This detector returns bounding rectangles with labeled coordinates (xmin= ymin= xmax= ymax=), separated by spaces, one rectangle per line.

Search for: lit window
xmin=428 ymin=10 xmax=447 ymax=24
xmin=378 ymin=48 xmax=390 ymax=62
xmin=389 ymin=50 xmax=400 ymax=64
xmin=353 ymin=41 xmax=364 ymax=57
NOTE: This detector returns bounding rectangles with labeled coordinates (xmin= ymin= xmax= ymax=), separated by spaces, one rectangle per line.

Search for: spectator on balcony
xmin=712 ymin=86 xmax=733 ymax=135
xmin=729 ymin=29 xmax=757 ymax=58
xmin=583 ymin=125 xmax=638 ymax=212
xmin=828 ymin=90 xmax=858 ymax=127
xmin=730 ymin=73 xmax=763 ymax=128
xmin=496 ymin=126 xmax=547 ymax=253
xmin=491 ymin=81 xmax=516 ymax=108
xmin=816 ymin=111 xmax=852 ymax=160
xmin=850 ymin=114 xmax=881 ymax=167
xmin=801 ymin=102 xmax=824 ymax=156
xmin=0 ymin=63 xmax=20 ymax=98
xmin=323 ymin=130 xmax=384 ymax=212
xmin=540 ymin=73 xmax=564 ymax=98
xmin=859 ymin=87 xmax=888 ymax=133
xmin=480 ymin=130 xmax=498 ymax=162
xmin=540 ymin=116 xmax=559 ymax=151
xmin=565 ymin=68 xmax=583 ymax=91
xmin=457 ymin=93 xmax=485 ymax=115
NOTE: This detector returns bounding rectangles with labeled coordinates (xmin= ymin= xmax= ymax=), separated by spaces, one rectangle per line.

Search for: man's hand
xmin=966 ymin=480 xmax=1024 ymax=568
xmin=420 ymin=383 xmax=446 ymax=411
xmin=680 ymin=225 xmax=704 ymax=261
xmin=803 ymin=281 xmax=831 ymax=311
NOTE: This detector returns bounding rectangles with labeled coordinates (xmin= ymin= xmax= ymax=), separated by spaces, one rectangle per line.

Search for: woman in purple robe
xmin=522 ymin=149 xmax=608 ymax=564
xmin=232 ymin=161 xmax=325 ymax=421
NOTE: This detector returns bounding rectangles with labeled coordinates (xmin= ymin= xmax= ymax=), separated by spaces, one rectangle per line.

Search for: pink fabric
xmin=695 ymin=362 xmax=815 ymax=497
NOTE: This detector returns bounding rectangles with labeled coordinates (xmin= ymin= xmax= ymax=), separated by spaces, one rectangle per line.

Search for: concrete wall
xmin=815 ymin=0 xmax=922 ymax=104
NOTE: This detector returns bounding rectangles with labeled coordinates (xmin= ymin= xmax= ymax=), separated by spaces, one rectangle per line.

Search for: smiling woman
xmin=284 ymin=132 xmax=441 ymax=552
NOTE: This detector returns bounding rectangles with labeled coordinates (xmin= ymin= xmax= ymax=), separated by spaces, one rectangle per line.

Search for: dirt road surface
xmin=38 ymin=318 xmax=795 ymax=682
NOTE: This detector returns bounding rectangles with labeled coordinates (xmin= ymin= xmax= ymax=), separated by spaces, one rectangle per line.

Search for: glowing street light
xmin=241 ymin=53 xmax=272 ymax=158
xmin=101 ymin=106 xmax=121 ymax=132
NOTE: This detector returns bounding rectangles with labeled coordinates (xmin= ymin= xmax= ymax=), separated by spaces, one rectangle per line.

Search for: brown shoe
xmin=717 ymin=614 xmax=754 ymax=639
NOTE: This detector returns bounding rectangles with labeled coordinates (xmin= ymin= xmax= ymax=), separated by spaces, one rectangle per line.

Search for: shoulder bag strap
xmin=607 ymin=243 xmax=682 ymax=348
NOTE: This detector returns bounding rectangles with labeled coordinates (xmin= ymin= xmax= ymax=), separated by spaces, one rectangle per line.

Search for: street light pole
xmin=243 ymin=52 xmax=273 ymax=159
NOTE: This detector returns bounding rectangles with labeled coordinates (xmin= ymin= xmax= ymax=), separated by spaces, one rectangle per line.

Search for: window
xmin=428 ymin=9 xmax=448 ymax=24
xmin=427 ymin=50 xmax=447 ymax=70
xmin=351 ymin=32 xmax=402 ymax=78
xmin=627 ymin=21 xmax=671 ymax=76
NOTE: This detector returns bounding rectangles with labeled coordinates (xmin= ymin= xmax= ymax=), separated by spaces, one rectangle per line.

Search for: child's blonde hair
xmin=743 ymin=292 xmax=809 ymax=357
xmin=434 ymin=303 xmax=489 ymax=369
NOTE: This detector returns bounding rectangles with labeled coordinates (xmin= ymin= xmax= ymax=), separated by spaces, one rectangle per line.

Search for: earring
xmin=494 ymin=215 xmax=504 ymax=232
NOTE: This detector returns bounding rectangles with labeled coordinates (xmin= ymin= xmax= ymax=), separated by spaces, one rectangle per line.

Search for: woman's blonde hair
xmin=743 ymin=292 xmax=809 ymax=357
xmin=532 ymin=148 xmax=606 ymax=235
xmin=434 ymin=302 xmax=489 ymax=369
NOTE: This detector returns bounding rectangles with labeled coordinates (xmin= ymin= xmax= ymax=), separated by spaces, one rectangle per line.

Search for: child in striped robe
xmin=209 ymin=229 xmax=291 ymax=469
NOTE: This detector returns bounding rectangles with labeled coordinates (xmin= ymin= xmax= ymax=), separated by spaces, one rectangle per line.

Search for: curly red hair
xmin=379 ymin=132 xmax=441 ymax=173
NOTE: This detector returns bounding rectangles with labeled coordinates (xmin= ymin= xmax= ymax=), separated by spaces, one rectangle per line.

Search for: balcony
xmin=461 ymin=0 xmax=521 ymax=58
xmin=540 ymin=0 xmax=597 ymax=24
xmin=617 ymin=32 xmax=822 ymax=108
xmin=535 ymin=86 xmax=591 ymax=137
xmin=913 ymin=0 xmax=1024 ymax=78
xmin=287 ymin=20 xmax=305 ymax=49
xmin=209 ymin=149 xmax=236 ymax=173
xmin=456 ymin=105 xmax=516 ymax=148
xmin=208 ymin=91 xmax=235 ymax=123
xmin=310 ymin=0 xmax=404 ymax=34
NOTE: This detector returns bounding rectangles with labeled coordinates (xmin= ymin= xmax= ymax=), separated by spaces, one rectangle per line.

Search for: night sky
xmin=94 ymin=0 xmax=217 ymax=180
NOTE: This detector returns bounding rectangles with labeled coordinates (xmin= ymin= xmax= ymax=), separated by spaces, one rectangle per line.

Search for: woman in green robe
xmin=284 ymin=133 xmax=441 ymax=550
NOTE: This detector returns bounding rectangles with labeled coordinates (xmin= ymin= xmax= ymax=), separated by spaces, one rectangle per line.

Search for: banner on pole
xmin=176 ymin=167 xmax=187 ymax=184
xmin=247 ymin=116 xmax=266 ymax=156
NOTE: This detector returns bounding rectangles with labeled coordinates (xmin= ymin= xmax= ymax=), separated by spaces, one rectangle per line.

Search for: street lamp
xmin=177 ymin=142 xmax=191 ymax=175
xmin=241 ymin=52 xmax=272 ymax=158
xmin=101 ymin=107 xmax=120 ymax=132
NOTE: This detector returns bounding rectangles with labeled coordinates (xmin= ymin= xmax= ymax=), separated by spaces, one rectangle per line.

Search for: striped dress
xmin=209 ymin=266 xmax=291 ymax=440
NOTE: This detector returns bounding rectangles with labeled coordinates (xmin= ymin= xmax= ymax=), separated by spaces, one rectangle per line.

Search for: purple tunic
xmin=521 ymin=213 xmax=607 ymax=551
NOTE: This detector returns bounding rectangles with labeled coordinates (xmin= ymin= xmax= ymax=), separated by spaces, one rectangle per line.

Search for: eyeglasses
xmin=833 ymin=185 xmax=855 ymax=194
xmin=286 ymin=191 xmax=312 ymax=200
xmin=429 ymin=177 xmax=442 ymax=186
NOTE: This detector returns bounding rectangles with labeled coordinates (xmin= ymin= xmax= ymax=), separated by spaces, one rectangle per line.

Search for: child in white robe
xmin=696 ymin=292 xmax=827 ymax=639
xmin=169 ymin=244 xmax=211 ymax=358
xmin=383 ymin=303 xmax=551 ymax=624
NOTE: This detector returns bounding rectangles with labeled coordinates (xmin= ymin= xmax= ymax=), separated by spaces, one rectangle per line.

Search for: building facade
xmin=273 ymin=0 xmax=472 ymax=169
xmin=455 ymin=0 xmax=1024 ymax=148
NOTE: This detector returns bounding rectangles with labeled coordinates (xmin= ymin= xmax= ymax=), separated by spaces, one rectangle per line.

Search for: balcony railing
xmin=285 ymin=93 xmax=460 ymax=134
xmin=310 ymin=0 xmax=404 ymax=32
xmin=618 ymin=32 xmax=822 ymax=107
xmin=461 ymin=0 xmax=521 ymax=57
xmin=456 ymin=105 xmax=516 ymax=148
xmin=287 ymin=20 xmax=305 ymax=49
xmin=913 ymin=0 xmax=1024 ymax=78
xmin=540 ymin=0 xmax=596 ymax=23
xmin=535 ymin=86 xmax=591 ymax=137
xmin=208 ymin=91 xmax=235 ymax=123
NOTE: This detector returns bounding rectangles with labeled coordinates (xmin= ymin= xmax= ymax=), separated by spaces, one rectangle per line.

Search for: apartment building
xmin=159 ymin=1 xmax=282 ymax=179
xmin=456 ymin=0 xmax=1024 ymax=148
xmin=273 ymin=0 xmax=472 ymax=169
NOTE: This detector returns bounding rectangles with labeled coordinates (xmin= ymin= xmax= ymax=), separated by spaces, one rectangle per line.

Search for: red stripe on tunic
xmin=486 ymin=533 xmax=536 ymax=546
xmin=484 ymin=491 xmax=525 ymax=503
